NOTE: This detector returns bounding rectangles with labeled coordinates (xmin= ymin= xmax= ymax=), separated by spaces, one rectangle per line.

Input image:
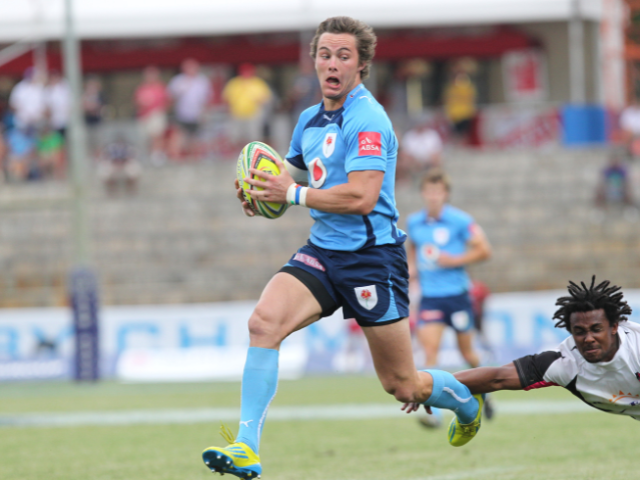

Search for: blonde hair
xmin=421 ymin=168 xmax=451 ymax=192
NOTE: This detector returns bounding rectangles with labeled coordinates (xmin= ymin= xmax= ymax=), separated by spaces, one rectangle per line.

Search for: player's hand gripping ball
xmin=236 ymin=141 xmax=289 ymax=219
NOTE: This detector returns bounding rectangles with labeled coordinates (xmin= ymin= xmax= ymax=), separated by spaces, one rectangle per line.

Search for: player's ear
xmin=610 ymin=321 xmax=618 ymax=336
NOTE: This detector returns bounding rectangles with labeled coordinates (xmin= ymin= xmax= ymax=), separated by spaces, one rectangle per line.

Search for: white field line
xmin=377 ymin=466 xmax=523 ymax=480
xmin=0 ymin=400 xmax=594 ymax=428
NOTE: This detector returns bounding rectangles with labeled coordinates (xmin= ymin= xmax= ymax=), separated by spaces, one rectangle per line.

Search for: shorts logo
xmin=293 ymin=253 xmax=325 ymax=271
xmin=358 ymin=132 xmax=381 ymax=156
xmin=355 ymin=285 xmax=378 ymax=310
xmin=308 ymin=157 xmax=327 ymax=188
xmin=421 ymin=310 xmax=443 ymax=321
xmin=323 ymin=133 xmax=337 ymax=158
xmin=451 ymin=310 xmax=471 ymax=331
xmin=636 ymin=372 xmax=640 ymax=382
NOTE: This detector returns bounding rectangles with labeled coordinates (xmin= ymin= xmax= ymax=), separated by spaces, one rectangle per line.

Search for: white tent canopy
xmin=1 ymin=0 xmax=603 ymax=43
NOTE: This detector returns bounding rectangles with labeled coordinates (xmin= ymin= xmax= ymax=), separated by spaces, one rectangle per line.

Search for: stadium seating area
xmin=0 ymin=148 xmax=638 ymax=307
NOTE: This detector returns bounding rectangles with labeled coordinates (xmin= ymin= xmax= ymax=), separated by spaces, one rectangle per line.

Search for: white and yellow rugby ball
xmin=236 ymin=141 xmax=288 ymax=219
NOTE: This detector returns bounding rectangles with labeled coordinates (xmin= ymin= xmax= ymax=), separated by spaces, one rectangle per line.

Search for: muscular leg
xmin=456 ymin=331 xmax=480 ymax=368
xmin=364 ymin=319 xmax=479 ymax=424
xmin=362 ymin=318 xmax=433 ymax=403
xmin=417 ymin=322 xmax=446 ymax=367
xmin=236 ymin=272 xmax=323 ymax=452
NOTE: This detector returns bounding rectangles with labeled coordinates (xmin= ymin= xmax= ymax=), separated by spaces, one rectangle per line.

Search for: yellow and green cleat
xmin=447 ymin=393 xmax=484 ymax=447
xmin=202 ymin=425 xmax=262 ymax=479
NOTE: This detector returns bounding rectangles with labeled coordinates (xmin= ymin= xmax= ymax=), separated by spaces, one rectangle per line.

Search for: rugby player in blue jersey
xmin=202 ymin=17 xmax=484 ymax=479
xmin=406 ymin=169 xmax=492 ymax=427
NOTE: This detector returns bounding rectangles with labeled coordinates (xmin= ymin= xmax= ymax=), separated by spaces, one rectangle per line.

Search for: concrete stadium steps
xmin=0 ymin=148 xmax=639 ymax=307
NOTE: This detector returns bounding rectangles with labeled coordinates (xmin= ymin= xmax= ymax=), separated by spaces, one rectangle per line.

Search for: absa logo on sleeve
xmin=358 ymin=132 xmax=381 ymax=156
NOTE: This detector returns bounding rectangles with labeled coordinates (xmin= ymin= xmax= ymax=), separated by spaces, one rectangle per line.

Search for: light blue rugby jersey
xmin=285 ymin=84 xmax=405 ymax=252
xmin=406 ymin=205 xmax=476 ymax=297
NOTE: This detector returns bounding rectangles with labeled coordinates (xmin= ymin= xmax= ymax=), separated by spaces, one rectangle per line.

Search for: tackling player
xmin=406 ymin=169 xmax=491 ymax=426
xmin=202 ymin=17 xmax=484 ymax=479
xmin=403 ymin=277 xmax=640 ymax=429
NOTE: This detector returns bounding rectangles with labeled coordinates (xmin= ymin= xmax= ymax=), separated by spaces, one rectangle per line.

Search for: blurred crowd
xmin=0 ymin=56 xmax=638 ymax=208
xmin=0 ymin=57 xmax=485 ymax=191
xmin=0 ymin=68 xmax=69 ymax=182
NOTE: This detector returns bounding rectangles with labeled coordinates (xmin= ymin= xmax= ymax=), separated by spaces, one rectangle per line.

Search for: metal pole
xmin=63 ymin=0 xmax=90 ymax=266
xmin=569 ymin=0 xmax=586 ymax=103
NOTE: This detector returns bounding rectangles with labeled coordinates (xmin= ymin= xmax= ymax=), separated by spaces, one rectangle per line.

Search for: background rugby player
xmin=407 ymin=169 xmax=491 ymax=426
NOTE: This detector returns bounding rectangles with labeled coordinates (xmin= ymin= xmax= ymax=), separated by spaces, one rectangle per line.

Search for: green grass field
xmin=1 ymin=376 xmax=637 ymax=480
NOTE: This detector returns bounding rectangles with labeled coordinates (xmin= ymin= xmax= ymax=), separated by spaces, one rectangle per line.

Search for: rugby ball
xmin=236 ymin=141 xmax=289 ymax=219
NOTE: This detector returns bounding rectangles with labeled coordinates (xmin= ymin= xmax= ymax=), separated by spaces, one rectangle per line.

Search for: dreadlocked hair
xmin=553 ymin=276 xmax=632 ymax=332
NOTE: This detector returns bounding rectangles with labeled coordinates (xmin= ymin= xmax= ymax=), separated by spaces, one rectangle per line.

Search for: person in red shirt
xmin=135 ymin=66 xmax=168 ymax=165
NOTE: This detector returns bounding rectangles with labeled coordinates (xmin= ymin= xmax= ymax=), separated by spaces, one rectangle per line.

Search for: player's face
xmin=422 ymin=182 xmax=448 ymax=214
xmin=570 ymin=309 xmax=619 ymax=363
xmin=315 ymin=33 xmax=364 ymax=109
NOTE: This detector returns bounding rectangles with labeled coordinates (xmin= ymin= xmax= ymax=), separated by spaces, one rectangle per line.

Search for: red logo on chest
xmin=358 ymin=132 xmax=381 ymax=156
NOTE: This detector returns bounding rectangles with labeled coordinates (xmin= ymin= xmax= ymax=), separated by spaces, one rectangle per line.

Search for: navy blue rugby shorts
xmin=280 ymin=241 xmax=409 ymax=327
xmin=417 ymin=293 xmax=475 ymax=333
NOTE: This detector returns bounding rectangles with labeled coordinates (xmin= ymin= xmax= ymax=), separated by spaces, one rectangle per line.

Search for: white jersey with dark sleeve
xmin=513 ymin=321 xmax=640 ymax=421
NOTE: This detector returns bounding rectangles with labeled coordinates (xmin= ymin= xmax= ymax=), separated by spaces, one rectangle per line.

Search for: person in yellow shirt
xmin=223 ymin=64 xmax=273 ymax=146
xmin=443 ymin=72 xmax=476 ymax=144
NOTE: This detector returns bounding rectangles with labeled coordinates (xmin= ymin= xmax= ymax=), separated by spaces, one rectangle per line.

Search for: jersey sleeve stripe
xmin=286 ymin=153 xmax=306 ymax=170
xmin=523 ymin=380 xmax=559 ymax=391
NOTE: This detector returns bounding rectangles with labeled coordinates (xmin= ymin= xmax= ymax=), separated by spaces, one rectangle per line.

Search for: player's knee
xmin=247 ymin=307 xmax=284 ymax=345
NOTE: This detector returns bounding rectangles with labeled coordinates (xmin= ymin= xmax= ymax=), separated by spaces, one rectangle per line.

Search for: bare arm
xmin=438 ymin=225 xmax=491 ymax=268
xmin=401 ymin=363 xmax=523 ymax=414
xmin=304 ymin=170 xmax=383 ymax=215
xmin=454 ymin=363 xmax=522 ymax=394
xmin=244 ymin=157 xmax=384 ymax=215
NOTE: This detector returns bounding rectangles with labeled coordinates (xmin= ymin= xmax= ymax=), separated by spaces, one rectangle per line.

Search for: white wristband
xmin=285 ymin=183 xmax=309 ymax=207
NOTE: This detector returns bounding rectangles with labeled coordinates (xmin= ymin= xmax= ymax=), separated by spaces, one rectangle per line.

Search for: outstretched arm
xmin=402 ymin=363 xmax=523 ymax=414
xmin=454 ymin=363 xmax=522 ymax=394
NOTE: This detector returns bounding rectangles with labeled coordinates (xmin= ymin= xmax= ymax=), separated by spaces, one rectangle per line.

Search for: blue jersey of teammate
xmin=285 ymin=84 xmax=405 ymax=251
xmin=407 ymin=205 xmax=476 ymax=297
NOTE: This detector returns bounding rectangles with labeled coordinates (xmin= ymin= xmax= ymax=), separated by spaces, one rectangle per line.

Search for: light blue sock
xmin=235 ymin=347 xmax=279 ymax=453
xmin=422 ymin=369 xmax=479 ymax=424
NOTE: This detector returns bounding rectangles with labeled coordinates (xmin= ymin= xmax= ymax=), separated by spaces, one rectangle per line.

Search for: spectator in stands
xmin=444 ymin=71 xmax=476 ymax=145
xmin=135 ymin=66 xmax=169 ymax=166
xmin=223 ymin=63 xmax=272 ymax=147
xmin=398 ymin=115 xmax=443 ymax=182
xmin=44 ymin=70 xmax=70 ymax=139
xmin=168 ymin=58 xmax=211 ymax=160
xmin=5 ymin=127 xmax=37 ymax=181
xmin=37 ymin=123 xmax=65 ymax=179
xmin=82 ymin=76 xmax=106 ymax=158
xmin=595 ymin=153 xmax=635 ymax=210
xmin=619 ymin=100 xmax=640 ymax=159
xmin=9 ymin=67 xmax=46 ymax=134
xmin=98 ymin=135 xmax=141 ymax=196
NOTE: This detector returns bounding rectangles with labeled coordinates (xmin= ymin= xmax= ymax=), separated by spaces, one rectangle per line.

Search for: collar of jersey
xmin=424 ymin=204 xmax=451 ymax=223
xmin=320 ymin=84 xmax=367 ymax=114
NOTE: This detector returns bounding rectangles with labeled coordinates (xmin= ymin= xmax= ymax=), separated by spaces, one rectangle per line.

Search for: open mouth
xmin=326 ymin=76 xmax=340 ymax=88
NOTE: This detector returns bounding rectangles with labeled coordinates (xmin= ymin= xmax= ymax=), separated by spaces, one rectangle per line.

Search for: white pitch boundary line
xmin=356 ymin=466 xmax=523 ymax=480
xmin=0 ymin=400 xmax=594 ymax=428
